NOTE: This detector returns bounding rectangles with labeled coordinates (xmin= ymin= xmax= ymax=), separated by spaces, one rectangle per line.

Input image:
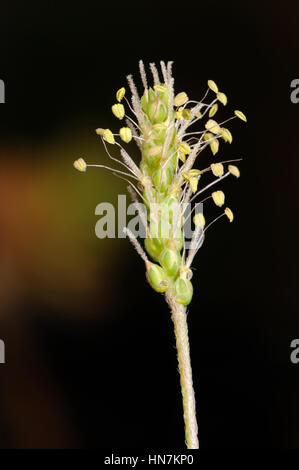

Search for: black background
xmin=0 ymin=0 xmax=299 ymax=449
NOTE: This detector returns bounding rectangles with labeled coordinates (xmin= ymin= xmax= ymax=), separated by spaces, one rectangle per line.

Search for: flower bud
xmin=146 ymin=262 xmax=168 ymax=293
xmin=174 ymin=277 xmax=193 ymax=305
xmin=73 ymin=158 xmax=87 ymax=172
xmin=153 ymin=167 xmax=174 ymax=193
xmin=159 ymin=248 xmax=181 ymax=277
xmin=119 ymin=127 xmax=132 ymax=143
xmin=144 ymin=238 xmax=161 ymax=262
xmin=112 ymin=103 xmax=125 ymax=119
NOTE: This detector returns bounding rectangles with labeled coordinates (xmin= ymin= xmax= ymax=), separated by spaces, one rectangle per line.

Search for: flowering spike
xmin=75 ymin=61 xmax=244 ymax=450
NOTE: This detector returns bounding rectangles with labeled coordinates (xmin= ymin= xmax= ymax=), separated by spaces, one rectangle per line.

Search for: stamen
xmin=189 ymin=172 xmax=230 ymax=204
xmin=102 ymin=137 xmax=139 ymax=175
xmin=125 ymin=118 xmax=142 ymax=150
xmin=87 ymin=164 xmax=138 ymax=180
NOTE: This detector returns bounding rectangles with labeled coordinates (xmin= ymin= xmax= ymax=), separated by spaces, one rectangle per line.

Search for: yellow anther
xmin=119 ymin=127 xmax=132 ymax=143
xmin=195 ymin=111 xmax=202 ymax=118
xmin=224 ymin=207 xmax=234 ymax=222
xmin=217 ymin=92 xmax=227 ymax=105
xmin=228 ymin=164 xmax=240 ymax=178
xmin=205 ymin=119 xmax=221 ymax=134
xmin=174 ymin=92 xmax=189 ymax=107
xmin=210 ymin=139 xmax=219 ymax=155
xmin=182 ymin=108 xmax=192 ymax=120
xmin=176 ymin=108 xmax=183 ymax=120
xmin=73 ymin=158 xmax=87 ymax=172
xmin=116 ymin=87 xmax=126 ymax=102
xmin=209 ymin=103 xmax=218 ymax=117
xmin=179 ymin=142 xmax=191 ymax=155
xmin=234 ymin=110 xmax=247 ymax=122
xmin=212 ymin=190 xmax=225 ymax=207
xmin=193 ymin=213 xmax=206 ymax=227
xmin=179 ymin=151 xmax=186 ymax=163
xmin=112 ymin=103 xmax=125 ymax=119
xmin=154 ymin=85 xmax=167 ymax=93
xmin=207 ymin=80 xmax=218 ymax=93
xmin=182 ymin=172 xmax=190 ymax=182
xmin=189 ymin=169 xmax=201 ymax=177
xmin=220 ymin=127 xmax=233 ymax=143
xmin=211 ymin=162 xmax=224 ymax=177
xmin=204 ymin=132 xmax=213 ymax=141
xmin=103 ymin=129 xmax=115 ymax=144
xmin=190 ymin=177 xmax=198 ymax=193
xmin=95 ymin=128 xmax=105 ymax=136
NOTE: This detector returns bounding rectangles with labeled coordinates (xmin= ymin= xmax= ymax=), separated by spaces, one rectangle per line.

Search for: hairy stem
xmin=165 ymin=292 xmax=199 ymax=449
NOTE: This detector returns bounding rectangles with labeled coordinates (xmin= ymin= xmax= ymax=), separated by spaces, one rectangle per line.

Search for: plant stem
xmin=165 ymin=292 xmax=199 ymax=449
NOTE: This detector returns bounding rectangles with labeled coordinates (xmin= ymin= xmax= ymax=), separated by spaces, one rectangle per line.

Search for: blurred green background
xmin=0 ymin=0 xmax=299 ymax=448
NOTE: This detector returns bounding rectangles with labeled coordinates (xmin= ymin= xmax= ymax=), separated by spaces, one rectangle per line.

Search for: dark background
xmin=0 ymin=0 xmax=298 ymax=449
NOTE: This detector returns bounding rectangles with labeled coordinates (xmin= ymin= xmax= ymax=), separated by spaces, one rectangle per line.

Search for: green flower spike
xmin=74 ymin=60 xmax=246 ymax=449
